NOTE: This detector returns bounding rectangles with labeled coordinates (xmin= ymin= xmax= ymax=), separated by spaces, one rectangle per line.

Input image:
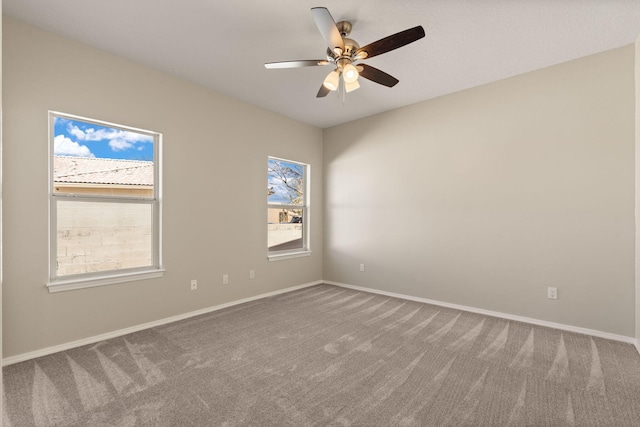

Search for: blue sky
xmin=53 ymin=117 xmax=154 ymax=161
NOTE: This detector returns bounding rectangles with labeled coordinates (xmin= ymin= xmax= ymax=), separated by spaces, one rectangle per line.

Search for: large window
xmin=48 ymin=112 xmax=162 ymax=291
xmin=268 ymin=157 xmax=310 ymax=259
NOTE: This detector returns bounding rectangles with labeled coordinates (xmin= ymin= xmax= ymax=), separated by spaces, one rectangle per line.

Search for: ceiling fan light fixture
xmin=345 ymin=79 xmax=360 ymax=93
xmin=323 ymin=69 xmax=340 ymax=91
xmin=343 ymin=63 xmax=359 ymax=84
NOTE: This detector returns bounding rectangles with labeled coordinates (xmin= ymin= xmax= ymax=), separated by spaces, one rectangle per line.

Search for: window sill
xmin=47 ymin=269 xmax=165 ymax=293
xmin=268 ymin=250 xmax=311 ymax=262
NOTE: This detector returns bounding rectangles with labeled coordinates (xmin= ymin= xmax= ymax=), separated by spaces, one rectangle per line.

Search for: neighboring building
xmin=54 ymin=155 xmax=153 ymax=197
xmin=53 ymin=156 xmax=155 ymax=276
xmin=267 ymin=208 xmax=301 ymax=224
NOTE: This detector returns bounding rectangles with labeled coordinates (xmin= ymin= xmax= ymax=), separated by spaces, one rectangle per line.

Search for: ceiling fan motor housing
xmin=342 ymin=38 xmax=360 ymax=57
xmin=326 ymin=36 xmax=360 ymax=67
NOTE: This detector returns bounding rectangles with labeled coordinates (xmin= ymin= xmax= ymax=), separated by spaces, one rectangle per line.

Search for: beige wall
xmin=2 ymin=16 xmax=323 ymax=358
xmin=636 ymin=35 xmax=640 ymax=347
xmin=54 ymin=184 xmax=153 ymax=197
xmin=324 ymin=46 xmax=636 ymax=337
xmin=1 ymin=0 xmax=4 ymax=413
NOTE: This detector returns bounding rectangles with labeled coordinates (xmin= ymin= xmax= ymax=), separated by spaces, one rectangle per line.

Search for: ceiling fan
xmin=264 ymin=7 xmax=425 ymax=97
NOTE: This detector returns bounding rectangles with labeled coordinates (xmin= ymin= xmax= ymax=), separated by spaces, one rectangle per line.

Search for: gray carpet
xmin=3 ymin=284 xmax=640 ymax=426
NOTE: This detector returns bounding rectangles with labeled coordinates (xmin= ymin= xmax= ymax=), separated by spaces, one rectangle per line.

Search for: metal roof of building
xmin=53 ymin=156 xmax=154 ymax=186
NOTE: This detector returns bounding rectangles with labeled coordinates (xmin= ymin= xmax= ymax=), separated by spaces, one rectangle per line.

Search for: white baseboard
xmin=3 ymin=280 xmax=323 ymax=366
xmin=325 ymin=281 xmax=636 ymax=345
xmin=635 ymin=340 xmax=640 ymax=355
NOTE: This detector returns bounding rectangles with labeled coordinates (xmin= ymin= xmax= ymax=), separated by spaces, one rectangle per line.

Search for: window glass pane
xmin=56 ymin=200 xmax=153 ymax=276
xmin=53 ymin=116 xmax=155 ymax=197
xmin=268 ymin=158 xmax=304 ymax=206
xmin=268 ymin=208 xmax=303 ymax=252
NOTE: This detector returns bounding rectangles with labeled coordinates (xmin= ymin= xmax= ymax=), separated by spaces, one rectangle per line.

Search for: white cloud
xmin=108 ymin=138 xmax=134 ymax=152
xmin=53 ymin=135 xmax=95 ymax=157
xmin=67 ymin=123 xmax=153 ymax=152
xmin=69 ymin=124 xmax=152 ymax=143
xmin=68 ymin=126 xmax=86 ymax=140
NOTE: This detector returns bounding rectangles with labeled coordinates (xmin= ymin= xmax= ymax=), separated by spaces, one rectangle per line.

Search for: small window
xmin=268 ymin=157 xmax=310 ymax=259
xmin=48 ymin=112 xmax=163 ymax=291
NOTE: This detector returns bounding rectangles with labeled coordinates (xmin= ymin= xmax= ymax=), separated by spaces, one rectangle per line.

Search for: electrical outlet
xmin=360 ymin=263 xmax=365 ymax=272
xmin=190 ymin=280 xmax=197 ymax=291
xmin=222 ymin=274 xmax=229 ymax=285
xmin=250 ymin=269 xmax=255 ymax=279
xmin=547 ymin=287 xmax=558 ymax=300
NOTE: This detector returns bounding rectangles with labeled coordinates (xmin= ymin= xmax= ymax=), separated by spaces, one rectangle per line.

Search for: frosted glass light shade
xmin=343 ymin=63 xmax=359 ymax=83
xmin=323 ymin=70 xmax=340 ymax=91
xmin=345 ymin=79 xmax=360 ymax=93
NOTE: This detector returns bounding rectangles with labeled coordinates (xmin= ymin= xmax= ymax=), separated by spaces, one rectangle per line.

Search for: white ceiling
xmin=5 ymin=1 xmax=640 ymax=129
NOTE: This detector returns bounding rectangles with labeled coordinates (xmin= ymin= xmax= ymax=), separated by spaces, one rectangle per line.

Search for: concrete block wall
xmin=267 ymin=224 xmax=303 ymax=248
xmin=56 ymin=201 xmax=152 ymax=276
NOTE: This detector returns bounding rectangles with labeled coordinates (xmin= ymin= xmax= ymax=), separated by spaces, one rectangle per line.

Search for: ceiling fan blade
xmin=265 ymin=60 xmax=329 ymax=69
xmin=355 ymin=26 xmax=425 ymax=60
xmin=358 ymin=64 xmax=399 ymax=87
xmin=316 ymin=84 xmax=331 ymax=98
xmin=311 ymin=7 xmax=345 ymax=53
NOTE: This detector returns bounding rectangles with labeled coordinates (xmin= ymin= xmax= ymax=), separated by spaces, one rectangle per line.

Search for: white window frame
xmin=47 ymin=111 xmax=163 ymax=292
xmin=267 ymin=156 xmax=311 ymax=261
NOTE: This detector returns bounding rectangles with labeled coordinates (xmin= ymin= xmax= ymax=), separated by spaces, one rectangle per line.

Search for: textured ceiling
xmin=4 ymin=1 xmax=640 ymax=129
